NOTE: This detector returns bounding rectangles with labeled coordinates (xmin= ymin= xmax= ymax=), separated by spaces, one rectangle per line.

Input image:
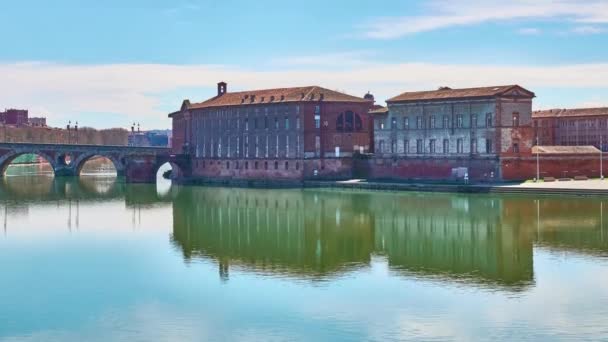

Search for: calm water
xmin=1 ymin=173 xmax=608 ymax=341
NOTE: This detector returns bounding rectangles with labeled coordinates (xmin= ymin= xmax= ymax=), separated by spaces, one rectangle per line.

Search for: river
xmin=0 ymin=171 xmax=607 ymax=341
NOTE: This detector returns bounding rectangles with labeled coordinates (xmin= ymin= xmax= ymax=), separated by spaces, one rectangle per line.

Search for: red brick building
xmin=0 ymin=109 xmax=29 ymax=126
xmin=533 ymin=107 xmax=608 ymax=151
xmin=169 ymin=82 xmax=373 ymax=182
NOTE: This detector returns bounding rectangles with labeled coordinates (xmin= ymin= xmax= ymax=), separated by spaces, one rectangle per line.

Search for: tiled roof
xmin=387 ymin=85 xmax=534 ymax=103
xmin=187 ymin=86 xmax=370 ymax=110
xmin=369 ymin=105 xmax=388 ymax=115
xmin=533 ymin=107 xmax=608 ymax=118
xmin=532 ymin=145 xmax=601 ymax=154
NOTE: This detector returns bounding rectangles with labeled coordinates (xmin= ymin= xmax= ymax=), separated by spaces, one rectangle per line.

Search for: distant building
xmin=372 ymin=85 xmax=536 ymax=181
xmin=28 ymin=117 xmax=47 ymax=127
xmin=128 ymin=130 xmax=170 ymax=147
xmin=0 ymin=109 xmax=29 ymax=126
xmin=533 ymin=107 xmax=608 ymax=151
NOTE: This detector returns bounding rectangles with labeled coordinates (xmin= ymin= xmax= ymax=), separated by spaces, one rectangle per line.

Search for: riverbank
xmin=303 ymin=179 xmax=608 ymax=196
xmin=182 ymin=176 xmax=608 ymax=196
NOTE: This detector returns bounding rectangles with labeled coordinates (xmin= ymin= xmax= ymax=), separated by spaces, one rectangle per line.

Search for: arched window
xmin=336 ymin=111 xmax=363 ymax=132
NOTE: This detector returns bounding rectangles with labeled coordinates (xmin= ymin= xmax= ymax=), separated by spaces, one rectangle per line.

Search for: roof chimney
xmin=217 ymin=82 xmax=227 ymax=96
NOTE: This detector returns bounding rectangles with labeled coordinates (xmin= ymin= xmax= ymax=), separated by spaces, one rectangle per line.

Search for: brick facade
xmin=169 ymin=83 xmax=372 ymax=182
xmin=533 ymin=108 xmax=608 ymax=151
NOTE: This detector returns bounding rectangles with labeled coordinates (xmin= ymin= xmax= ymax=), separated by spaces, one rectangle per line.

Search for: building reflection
xmin=171 ymin=188 xmax=374 ymax=280
xmin=170 ymin=188 xmax=608 ymax=289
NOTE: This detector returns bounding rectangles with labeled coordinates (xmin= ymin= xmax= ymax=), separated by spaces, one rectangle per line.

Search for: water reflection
xmin=171 ymin=188 xmax=608 ymax=290
xmin=1 ymin=177 xmax=607 ymax=291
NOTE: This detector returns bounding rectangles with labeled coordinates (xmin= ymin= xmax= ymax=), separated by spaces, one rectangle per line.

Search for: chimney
xmin=217 ymin=82 xmax=227 ymax=96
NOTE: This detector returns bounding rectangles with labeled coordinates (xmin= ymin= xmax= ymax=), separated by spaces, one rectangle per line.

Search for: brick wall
xmin=501 ymin=154 xmax=605 ymax=180
xmin=359 ymin=156 xmax=500 ymax=181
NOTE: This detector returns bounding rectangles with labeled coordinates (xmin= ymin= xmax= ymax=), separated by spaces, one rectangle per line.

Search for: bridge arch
xmin=155 ymin=161 xmax=183 ymax=181
xmin=0 ymin=150 xmax=57 ymax=176
xmin=72 ymin=153 xmax=125 ymax=177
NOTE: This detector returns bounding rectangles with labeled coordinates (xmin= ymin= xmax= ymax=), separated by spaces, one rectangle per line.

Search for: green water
xmin=0 ymin=175 xmax=607 ymax=341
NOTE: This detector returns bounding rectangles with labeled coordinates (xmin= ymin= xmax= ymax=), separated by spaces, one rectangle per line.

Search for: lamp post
xmin=75 ymin=121 xmax=79 ymax=144
xmin=67 ymin=121 xmax=71 ymax=144
xmin=601 ymin=136 xmax=604 ymax=180
xmin=536 ymin=136 xmax=540 ymax=182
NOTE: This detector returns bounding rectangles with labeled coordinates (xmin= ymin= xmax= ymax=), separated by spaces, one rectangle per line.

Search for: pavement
xmin=504 ymin=179 xmax=608 ymax=190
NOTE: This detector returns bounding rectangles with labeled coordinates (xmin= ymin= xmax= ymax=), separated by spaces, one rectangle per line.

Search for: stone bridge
xmin=0 ymin=142 xmax=190 ymax=183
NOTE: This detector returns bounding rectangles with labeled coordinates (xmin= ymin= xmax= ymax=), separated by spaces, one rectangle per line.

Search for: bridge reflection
xmin=171 ymin=188 xmax=608 ymax=289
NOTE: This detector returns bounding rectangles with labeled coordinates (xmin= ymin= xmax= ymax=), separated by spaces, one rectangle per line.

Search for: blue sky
xmin=1 ymin=0 xmax=607 ymax=129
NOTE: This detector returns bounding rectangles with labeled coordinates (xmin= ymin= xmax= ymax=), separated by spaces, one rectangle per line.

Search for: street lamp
xmin=601 ymin=136 xmax=604 ymax=180
xmin=75 ymin=121 xmax=79 ymax=144
xmin=535 ymin=136 xmax=540 ymax=182
xmin=67 ymin=121 xmax=71 ymax=144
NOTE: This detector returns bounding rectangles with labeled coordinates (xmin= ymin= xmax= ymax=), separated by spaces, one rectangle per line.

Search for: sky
xmin=1 ymin=0 xmax=608 ymax=129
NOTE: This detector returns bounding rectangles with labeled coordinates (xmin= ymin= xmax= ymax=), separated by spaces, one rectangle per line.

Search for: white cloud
xmin=363 ymin=0 xmax=608 ymax=39
xmin=272 ymin=51 xmax=378 ymax=68
xmin=570 ymin=25 xmax=606 ymax=34
xmin=1 ymin=60 xmax=608 ymax=129
xmin=518 ymin=27 xmax=542 ymax=35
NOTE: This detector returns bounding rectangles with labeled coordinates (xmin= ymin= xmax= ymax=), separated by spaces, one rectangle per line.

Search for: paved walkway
xmin=504 ymin=179 xmax=608 ymax=190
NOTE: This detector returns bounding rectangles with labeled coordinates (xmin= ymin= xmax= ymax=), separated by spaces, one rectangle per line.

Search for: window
xmin=378 ymin=140 xmax=385 ymax=153
xmin=456 ymin=115 xmax=463 ymax=128
xmin=486 ymin=113 xmax=493 ymax=127
xmin=264 ymin=116 xmax=268 ymax=129
xmin=404 ymin=139 xmax=409 ymax=154
xmin=391 ymin=117 xmax=397 ymax=129
xmin=275 ymin=117 xmax=279 ymax=129
xmin=380 ymin=120 xmax=385 ymax=130
xmin=471 ymin=139 xmax=477 ymax=154
xmin=285 ymin=161 xmax=289 ymax=170
xmin=285 ymin=117 xmax=289 ymax=129
xmin=296 ymin=162 xmax=300 ymax=170
xmin=416 ymin=139 xmax=423 ymax=154
xmin=254 ymin=118 xmax=258 ymax=129
xmin=245 ymin=118 xmax=249 ymax=131
xmin=337 ymin=111 xmax=362 ymax=132
xmin=513 ymin=142 xmax=520 ymax=153
xmin=443 ymin=116 xmax=449 ymax=128
xmin=314 ymin=115 xmax=320 ymax=129
xmin=512 ymin=112 xmax=520 ymax=127
xmin=245 ymin=161 xmax=249 ymax=169
xmin=296 ymin=116 xmax=300 ymax=129
xmin=471 ymin=114 xmax=477 ymax=128
xmin=226 ymin=161 xmax=230 ymax=169
xmin=485 ymin=139 xmax=492 ymax=153
xmin=443 ymin=139 xmax=449 ymax=153
xmin=403 ymin=117 xmax=409 ymax=129
xmin=457 ymin=138 xmax=463 ymax=153
xmin=430 ymin=116 xmax=436 ymax=129
xmin=391 ymin=139 xmax=396 ymax=153
xmin=274 ymin=161 xmax=279 ymax=170
xmin=416 ymin=116 xmax=422 ymax=129
xmin=255 ymin=161 xmax=259 ymax=169
xmin=429 ymin=139 xmax=436 ymax=154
